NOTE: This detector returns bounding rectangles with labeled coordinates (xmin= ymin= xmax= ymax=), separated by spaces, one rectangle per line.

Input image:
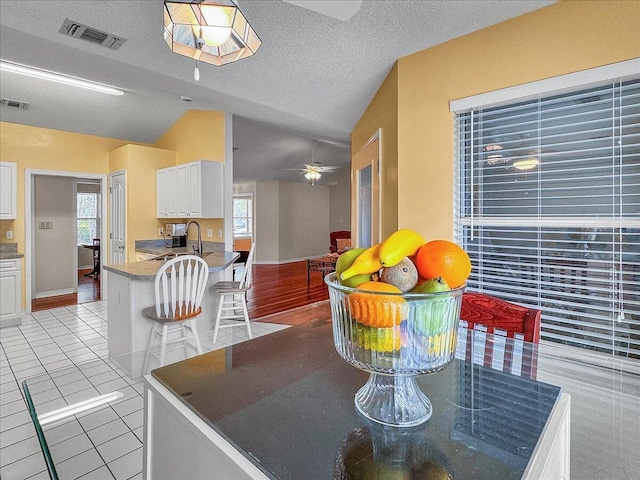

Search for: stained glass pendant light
xmin=163 ymin=0 xmax=261 ymax=69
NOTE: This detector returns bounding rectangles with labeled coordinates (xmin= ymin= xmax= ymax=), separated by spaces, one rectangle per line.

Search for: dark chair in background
xmin=329 ymin=230 xmax=351 ymax=253
xmin=460 ymin=291 xmax=542 ymax=344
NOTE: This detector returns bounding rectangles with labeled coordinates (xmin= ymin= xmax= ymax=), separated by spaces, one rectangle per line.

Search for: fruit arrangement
xmin=330 ymin=229 xmax=470 ymax=367
xmin=326 ymin=229 xmax=470 ymax=426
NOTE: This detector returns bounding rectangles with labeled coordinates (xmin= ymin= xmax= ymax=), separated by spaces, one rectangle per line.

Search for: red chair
xmin=460 ymin=291 xmax=541 ymax=344
xmin=329 ymin=230 xmax=351 ymax=253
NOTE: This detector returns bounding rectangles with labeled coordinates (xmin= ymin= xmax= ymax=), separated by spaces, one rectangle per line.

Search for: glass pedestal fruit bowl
xmin=325 ymin=273 xmax=465 ymax=427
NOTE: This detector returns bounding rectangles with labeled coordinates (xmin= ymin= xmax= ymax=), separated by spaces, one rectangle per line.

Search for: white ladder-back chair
xmin=142 ymin=255 xmax=209 ymax=373
xmin=212 ymin=244 xmax=256 ymax=343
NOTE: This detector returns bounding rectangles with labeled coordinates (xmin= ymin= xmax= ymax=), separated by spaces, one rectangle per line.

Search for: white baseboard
xmin=34 ymin=288 xmax=75 ymax=299
xmin=78 ymin=264 xmax=93 ymax=270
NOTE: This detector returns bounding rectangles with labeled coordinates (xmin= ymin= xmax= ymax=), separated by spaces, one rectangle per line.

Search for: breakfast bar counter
xmin=104 ymin=251 xmax=238 ymax=376
xmin=143 ymin=319 xmax=570 ymax=479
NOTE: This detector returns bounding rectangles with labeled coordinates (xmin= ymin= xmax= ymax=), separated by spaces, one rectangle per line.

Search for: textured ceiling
xmin=0 ymin=0 xmax=555 ymax=184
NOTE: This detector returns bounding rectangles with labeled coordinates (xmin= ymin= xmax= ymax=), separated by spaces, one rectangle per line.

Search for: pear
xmin=411 ymin=276 xmax=450 ymax=293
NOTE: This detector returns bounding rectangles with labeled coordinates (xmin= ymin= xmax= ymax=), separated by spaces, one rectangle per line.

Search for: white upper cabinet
xmin=157 ymin=166 xmax=177 ymax=217
xmin=0 ymin=162 xmax=17 ymax=220
xmin=159 ymin=160 xmax=223 ymax=219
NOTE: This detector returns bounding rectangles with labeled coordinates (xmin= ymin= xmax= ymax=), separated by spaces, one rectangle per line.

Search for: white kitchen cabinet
xmin=156 ymin=166 xmax=177 ymax=218
xmin=0 ymin=258 xmax=22 ymax=327
xmin=175 ymin=160 xmax=223 ymax=218
xmin=0 ymin=162 xmax=17 ymax=220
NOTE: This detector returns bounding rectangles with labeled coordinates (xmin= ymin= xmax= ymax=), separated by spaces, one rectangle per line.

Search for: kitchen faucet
xmin=186 ymin=220 xmax=203 ymax=257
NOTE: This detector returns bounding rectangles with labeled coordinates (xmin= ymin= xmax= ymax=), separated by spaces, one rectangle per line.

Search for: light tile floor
xmin=0 ymin=301 xmax=288 ymax=480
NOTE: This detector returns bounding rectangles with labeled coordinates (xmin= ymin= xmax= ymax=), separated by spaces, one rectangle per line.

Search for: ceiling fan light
xmin=513 ymin=158 xmax=539 ymax=170
xmin=304 ymin=171 xmax=321 ymax=181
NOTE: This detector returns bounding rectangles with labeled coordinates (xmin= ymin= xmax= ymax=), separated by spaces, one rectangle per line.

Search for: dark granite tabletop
xmin=151 ymin=319 xmax=561 ymax=480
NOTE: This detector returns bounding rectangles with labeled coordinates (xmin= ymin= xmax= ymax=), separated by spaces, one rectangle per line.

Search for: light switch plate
xmin=158 ymin=228 xmax=164 ymax=236
xmin=6 ymin=230 xmax=13 ymax=239
xmin=206 ymin=229 xmax=213 ymax=238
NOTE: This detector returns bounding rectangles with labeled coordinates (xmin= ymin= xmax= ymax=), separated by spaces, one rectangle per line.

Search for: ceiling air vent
xmin=0 ymin=98 xmax=30 ymax=110
xmin=59 ymin=18 xmax=126 ymax=50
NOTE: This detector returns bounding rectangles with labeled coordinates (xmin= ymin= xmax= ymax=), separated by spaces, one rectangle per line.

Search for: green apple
xmin=411 ymin=277 xmax=453 ymax=334
xmin=335 ymin=248 xmax=371 ymax=288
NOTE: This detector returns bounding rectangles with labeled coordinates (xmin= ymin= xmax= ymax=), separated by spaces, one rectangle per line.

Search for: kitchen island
xmin=104 ymin=250 xmax=238 ymax=376
xmin=143 ymin=319 xmax=570 ymax=480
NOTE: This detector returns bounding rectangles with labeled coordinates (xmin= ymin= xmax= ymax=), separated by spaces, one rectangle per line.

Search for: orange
xmin=414 ymin=240 xmax=471 ymax=288
xmin=348 ymin=281 xmax=407 ymax=327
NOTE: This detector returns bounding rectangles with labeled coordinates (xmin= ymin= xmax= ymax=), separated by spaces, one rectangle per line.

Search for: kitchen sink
xmin=150 ymin=252 xmax=190 ymax=261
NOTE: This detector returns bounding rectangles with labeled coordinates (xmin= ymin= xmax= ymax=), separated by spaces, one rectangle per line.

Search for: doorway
xmin=353 ymin=130 xmax=381 ymax=248
xmin=25 ymin=169 xmax=107 ymax=312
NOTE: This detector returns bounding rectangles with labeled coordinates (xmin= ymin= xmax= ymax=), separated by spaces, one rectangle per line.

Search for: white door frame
xmin=25 ymin=169 xmax=107 ymax=313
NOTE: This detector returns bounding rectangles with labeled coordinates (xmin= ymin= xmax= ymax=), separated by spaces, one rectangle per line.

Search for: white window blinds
xmin=454 ymin=75 xmax=640 ymax=357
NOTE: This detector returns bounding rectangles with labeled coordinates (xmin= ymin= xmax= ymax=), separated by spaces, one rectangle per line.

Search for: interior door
xmin=358 ymin=165 xmax=372 ymax=247
xmin=110 ymin=171 xmax=126 ymax=263
xmin=354 ymin=133 xmax=380 ymax=247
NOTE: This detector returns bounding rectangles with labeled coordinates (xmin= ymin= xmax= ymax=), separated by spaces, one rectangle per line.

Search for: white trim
xmin=450 ymin=58 xmax=640 ymax=112
xmin=34 ymin=288 xmax=75 ymax=299
xmin=25 ymin=169 xmax=107 ymax=312
xmin=458 ymin=216 xmax=640 ymax=229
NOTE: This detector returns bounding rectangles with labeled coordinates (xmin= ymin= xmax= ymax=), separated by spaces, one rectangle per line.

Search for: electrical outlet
xmin=218 ymin=229 xmax=223 ymax=239
xmin=207 ymin=229 xmax=213 ymax=238
xmin=6 ymin=230 xmax=13 ymax=239
xmin=158 ymin=228 xmax=164 ymax=236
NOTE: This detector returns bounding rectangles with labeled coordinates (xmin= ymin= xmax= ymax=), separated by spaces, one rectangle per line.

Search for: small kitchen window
xmin=77 ymin=191 xmax=100 ymax=245
xmin=233 ymin=194 xmax=253 ymax=238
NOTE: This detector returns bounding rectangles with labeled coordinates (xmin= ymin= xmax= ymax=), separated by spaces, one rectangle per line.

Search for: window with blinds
xmin=454 ymin=74 xmax=640 ymax=358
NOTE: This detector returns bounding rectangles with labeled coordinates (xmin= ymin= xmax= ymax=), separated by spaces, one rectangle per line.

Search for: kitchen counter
xmin=144 ymin=320 xmax=569 ymax=480
xmin=106 ymin=249 xmax=239 ymax=376
xmin=104 ymin=251 xmax=238 ymax=280
xmin=0 ymin=243 xmax=24 ymax=259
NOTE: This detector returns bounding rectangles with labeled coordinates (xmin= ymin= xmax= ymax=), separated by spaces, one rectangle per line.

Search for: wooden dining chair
xmin=142 ymin=255 xmax=209 ymax=373
xmin=459 ymin=291 xmax=541 ymax=344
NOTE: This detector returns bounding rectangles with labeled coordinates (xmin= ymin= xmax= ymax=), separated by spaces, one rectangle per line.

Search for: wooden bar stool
xmin=212 ymin=244 xmax=255 ymax=343
xmin=142 ymin=255 xmax=209 ymax=373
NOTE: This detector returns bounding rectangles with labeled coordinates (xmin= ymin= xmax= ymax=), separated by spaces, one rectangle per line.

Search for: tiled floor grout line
xmin=1 ymin=301 xmax=289 ymax=480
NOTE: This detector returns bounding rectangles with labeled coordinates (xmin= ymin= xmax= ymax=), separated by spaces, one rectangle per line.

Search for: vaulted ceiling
xmin=0 ymin=0 xmax=554 ymax=184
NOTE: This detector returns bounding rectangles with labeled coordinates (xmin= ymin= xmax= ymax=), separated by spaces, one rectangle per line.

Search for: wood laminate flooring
xmin=30 ymin=262 xmax=330 ymax=320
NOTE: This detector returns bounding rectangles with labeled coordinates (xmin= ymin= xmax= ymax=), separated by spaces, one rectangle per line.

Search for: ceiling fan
xmin=285 ymin=139 xmax=340 ymax=185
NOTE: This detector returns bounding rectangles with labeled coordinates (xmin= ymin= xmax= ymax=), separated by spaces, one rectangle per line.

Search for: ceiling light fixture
xmin=513 ymin=158 xmax=539 ymax=171
xmin=163 ymin=0 xmax=262 ymax=80
xmin=304 ymin=169 xmax=322 ymax=185
xmin=0 ymin=60 xmax=124 ymax=96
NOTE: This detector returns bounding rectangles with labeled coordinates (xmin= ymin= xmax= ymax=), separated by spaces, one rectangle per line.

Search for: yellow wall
xmin=0 ymin=108 xmax=227 ymax=310
xmin=109 ymin=144 xmax=176 ymax=262
xmin=0 ymin=122 xmax=128 ymax=249
xmin=154 ymin=109 xmax=226 ymax=241
xmin=354 ymin=0 xmax=640 ymax=241
xmin=155 ymin=109 xmax=225 ymax=164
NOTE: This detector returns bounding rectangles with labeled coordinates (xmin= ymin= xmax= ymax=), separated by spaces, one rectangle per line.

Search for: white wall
xmin=34 ymin=175 xmax=76 ymax=297
xmin=279 ymin=182 xmax=330 ymax=261
xmin=236 ymin=170 xmax=351 ymax=263
xmin=329 ymin=167 xmax=351 ymax=232
xmin=255 ymin=181 xmax=280 ymax=263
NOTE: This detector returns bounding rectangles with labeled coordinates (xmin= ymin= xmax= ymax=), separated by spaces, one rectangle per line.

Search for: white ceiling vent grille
xmin=1 ymin=98 xmax=30 ymax=110
xmin=59 ymin=18 xmax=126 ymax=50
